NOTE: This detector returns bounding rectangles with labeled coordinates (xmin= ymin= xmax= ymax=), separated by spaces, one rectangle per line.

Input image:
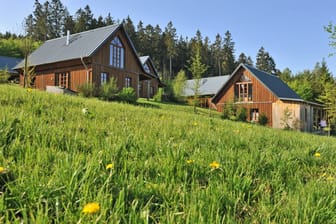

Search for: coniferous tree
xmin=256 ymin=46 xmax=277 ymax=74
xmin=222 ymin=30 xmax=236 ymax=75
xmin=164 ymin=21 xmax=177 ymax=80
xmin=212 ymin=34 xmax=223 ymax=76
xmin=104 ymin=13 xmax=114 ymax=25
xmin=49 ymin=0 xmax=67 ymax=38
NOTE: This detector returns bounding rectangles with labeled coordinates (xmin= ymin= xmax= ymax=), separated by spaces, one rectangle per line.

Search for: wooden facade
xmin=212 ymin=64 xmax=324 ymax=132
xmin=16 ymin=25 xmax=161 ymax=98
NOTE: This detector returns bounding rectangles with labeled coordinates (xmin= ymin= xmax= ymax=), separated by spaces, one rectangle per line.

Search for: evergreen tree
xmin=74 ymin=5 xmax=94 ymax=32
xmin=164 ymin=21 xmax=177 ymax=80
xmin=256 ymin=46 xmax=277 ymax=74
xmin=237 ymin=52 xmax=254 ymax=66
xmin=63 ymin=12 xmax=75 ymax=34
xmin=188 ymin=41 xmax=208 ymax=112
xmin=32 ymin=0 xmax=49 ymax=41
xmin=104 ymin=13 xmax=115 ymax=25
xmin=212 ymin=34 xmax=223 ymax=76
xmin=49 ymin=0 xmax=66 ymax=38
xmin=279 ymin=68 xmax=293 ymax=82
xmin=222 ymin=30 xmax=236 ymax=75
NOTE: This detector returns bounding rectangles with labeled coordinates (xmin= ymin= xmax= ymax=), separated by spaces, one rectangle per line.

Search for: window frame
xmin=110 ymin=36 xmax=125 ymax=69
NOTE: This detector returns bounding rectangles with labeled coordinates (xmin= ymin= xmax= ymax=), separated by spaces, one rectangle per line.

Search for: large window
xmin=235 ymin=82 xmax=252 ymax=102
xmin=110 ymin=36 xmax=124 ymax=69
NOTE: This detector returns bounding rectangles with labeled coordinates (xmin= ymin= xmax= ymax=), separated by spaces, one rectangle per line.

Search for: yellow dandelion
xmin=27 ymin=88 xmax=32 ymax=93
xmin=314 ymin=152 xmax=321 ymax=157
xmin=0 ymin=166 xmax=5 ymax=173
xmin=82 ymin=202 xmax=100 ymax=214
xmin=106 ymin=163 xmax=114 ymax=170
xmin=326 ymin=176 xmax=335 ymax=181
xmin=186 ymin=159 xmax=193 ymax=164
xmin=209 ymin=161 xmax=220 ymax=169
xmin=193 ymin=122 xmax=198 ymax=126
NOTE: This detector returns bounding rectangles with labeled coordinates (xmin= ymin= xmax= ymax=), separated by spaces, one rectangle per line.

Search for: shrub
xmin=100 ymin=78 xmax=118 ymax=101
xmin=117 ymin=87 xmax=137 ymax=104
xmin=0 ymin=69 xmax=10 ymax=83
xmin=237 ymin=107 xmax=247 ymax=122
xmin=259 ymin=113 xmax=268 ymax=126
xmin=222 ymin=102 xmax=236 ymax=120
xmin=77 ymin=82 xmax=95 ymax=98
xmin=153 ymin=88 xmax=163 ymax=102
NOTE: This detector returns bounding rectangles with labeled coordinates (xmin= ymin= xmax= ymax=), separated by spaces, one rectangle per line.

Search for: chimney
xmin=66 ymin=30 xmax=70 ymax=45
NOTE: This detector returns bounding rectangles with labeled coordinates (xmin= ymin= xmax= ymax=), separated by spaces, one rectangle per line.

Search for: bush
xmin=77 ymin=82 xmax=95 ymax=97
xmin=153 ymin=88 xmax=163 ymax=102
xmin=259 ymin=113 xmax=268 ymax=126
xmin=0 ymin=69 xmax=10 ymax=83
xmin=100 ymin=78 xmax=118 ymax=101
xmin=221 ymin=102 xmax=236 ymax=120
xmin=117 ymin=87 xmax=137 ymax=104
xmin=237 ymin=107 xmax=247 ymax=122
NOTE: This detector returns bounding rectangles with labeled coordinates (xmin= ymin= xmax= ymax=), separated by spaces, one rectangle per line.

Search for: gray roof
xmin=212 ymin=63 xmax=302 ymax=103
xmin=14 ymin=24 xmax=120 ymax=69
xmin=0 ymin=55 xmax=22 ymax=73
xmin=243 ymin=64 xmax=302 ymax=101
xmin=183 ymin=75 xmax=230 ymax=97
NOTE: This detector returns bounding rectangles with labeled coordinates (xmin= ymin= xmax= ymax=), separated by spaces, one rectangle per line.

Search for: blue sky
xmin=1 ymin=0 xmax=336 ymax=75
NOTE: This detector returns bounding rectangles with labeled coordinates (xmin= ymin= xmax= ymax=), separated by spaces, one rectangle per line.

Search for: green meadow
xmin=0 ymin=85 xmax=335 ymax=223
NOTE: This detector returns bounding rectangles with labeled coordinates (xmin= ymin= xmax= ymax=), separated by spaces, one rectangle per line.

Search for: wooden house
xmin=138 ymin=56 xmax=164 ymax=98
xmin=14 ymin=24 xmax=162 ymax=97
xmin=183 ymin=75 xmax=230 ymax=107
xmin=211 ymin=63 xmax=325 ymax=132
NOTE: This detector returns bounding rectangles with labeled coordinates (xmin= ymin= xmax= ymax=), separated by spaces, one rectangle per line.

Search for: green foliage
xmin=256 ymin=46 xmax=277 ymax=74
xmin=117 ymin=87 xmax=137 ymax=104
xmin=0 ymin=69 xmax=10 ymax=83
xmin=77 ymin=82 xmax=96 ymax=97
xmin=221 ymin=102 xmax=237 ymax=120
xmin=237 ymin=107 xmax=247 ymax=122
xmin=172 ymin=69 xmax=187 ymax=102
xmin=288 ymin=79 xmax=314 ymax=101
xmin=258 ymin=113 xmax=268 ymax=126
xmin=281 ymin=107 xmax=293 ymax=130
xmin=100 ymin=78 xmax=118 ymax=101
xmin=0 ymin=85 xmax=335 ymax=223
xmin=153 ymin=88 xmax=163 ymax=102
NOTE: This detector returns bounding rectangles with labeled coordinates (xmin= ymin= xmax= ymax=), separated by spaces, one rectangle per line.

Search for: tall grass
xmin=0 ymin=84 xmax=335 ymax=223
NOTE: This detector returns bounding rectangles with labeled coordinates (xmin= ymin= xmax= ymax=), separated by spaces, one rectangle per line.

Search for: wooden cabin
xmin=139 ymin=56 xmax=164 ymax=98
xmin=211 ymin=64 xmax=324 ymax=132
xmin=14 ymin=24 xmax=162 ymax=97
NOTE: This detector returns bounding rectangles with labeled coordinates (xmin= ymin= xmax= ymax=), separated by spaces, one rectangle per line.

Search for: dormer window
xmin=110 ymin=36 xmax=124 ymax=69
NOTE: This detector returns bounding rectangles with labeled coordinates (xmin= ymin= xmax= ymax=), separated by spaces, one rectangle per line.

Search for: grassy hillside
xmin=0 ymin=85 xmax=335 ymax=223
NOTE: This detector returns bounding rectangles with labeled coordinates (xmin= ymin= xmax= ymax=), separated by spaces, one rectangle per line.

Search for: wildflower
xmin=186 ymin=159 xmax=193 ymax=164
xmin=326 ymin=176 xmax=335 ymax=181
xmin=314 ymin=152 xmax=321 ymax=157
xmin=82 ymin=202 xmax=100 ymax=214
xmin=209 ymin=161 xmax=220 ymax=169
xmin=106 ymin=163 xmax=114 ymax=170
xmin=193 ymin=122 xmax=198 ymax=126
xmin=0 ymin=166 xmax=5 ymax=173
xmin=27 ymin=88 xmax=32 ymax=93
xmin=82 ymin=108 xmax=89 ymax=115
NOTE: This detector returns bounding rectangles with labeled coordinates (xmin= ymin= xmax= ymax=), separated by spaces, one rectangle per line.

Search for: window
xmin=125 ymin=77 xmax=132 ymax=88
xmin=143 ymin=63 xmax=150 ymax=73
xmin=110 ymin=36 xmax=124 ymax=68
xmin=101 ymin=72 xmax=108 ymax=85
xmin=235 ymin=82 xmax=252 ymax=102
xmin=55 ymin=72 xmax=70 ymax=89
xmin=250 ymin=108 xmax=259 ymax=122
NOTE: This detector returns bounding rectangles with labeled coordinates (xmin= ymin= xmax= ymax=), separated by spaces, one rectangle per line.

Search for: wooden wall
xmin=214 ymin=67 xmax=278 ymax=126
